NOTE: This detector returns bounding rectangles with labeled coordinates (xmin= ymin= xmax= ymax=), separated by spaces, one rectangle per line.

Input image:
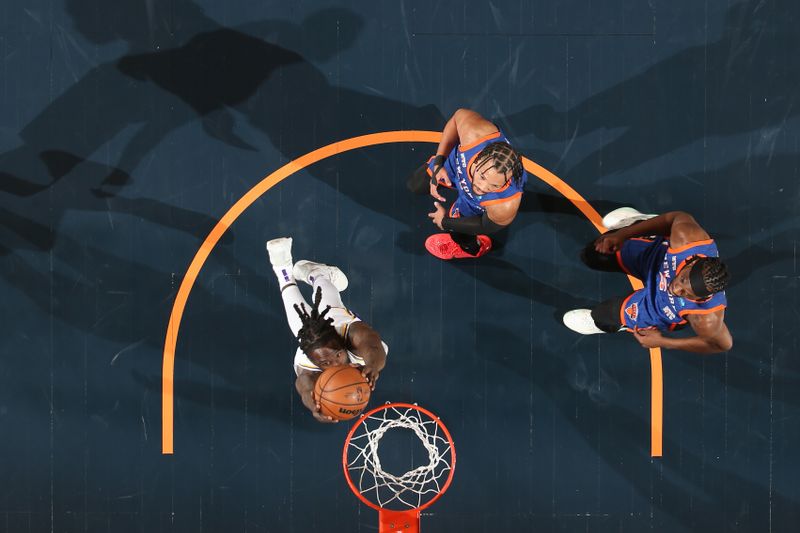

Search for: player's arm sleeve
xmin=426 ymin=154 xmax=449 ymax=184
xmin=441 ymin=213 xmax=506 ymax=235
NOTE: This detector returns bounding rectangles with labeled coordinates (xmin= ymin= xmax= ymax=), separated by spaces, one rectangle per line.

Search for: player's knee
xmin=580 ymin=243 xmax=604 ymax=268
xmin=581 ymin=242 xmax=622 ymax=273
xmin=590 ymin=299 xmax=625 ymax=333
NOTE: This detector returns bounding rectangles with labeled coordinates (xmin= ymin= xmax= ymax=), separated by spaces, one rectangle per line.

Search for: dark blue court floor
xmin=1 ymin=1 xmax=799 ymax=531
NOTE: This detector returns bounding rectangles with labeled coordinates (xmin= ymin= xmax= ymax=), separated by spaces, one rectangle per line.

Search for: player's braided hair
xmin=293 ymin=286 xmax=344 ymax=355
xmin=474 ymin=141 xmax=524 ymax=186
xmin=687 ymin=256 xmax=730 ymax=296
xmin=698 ymin=257 xmax=730 ymax=294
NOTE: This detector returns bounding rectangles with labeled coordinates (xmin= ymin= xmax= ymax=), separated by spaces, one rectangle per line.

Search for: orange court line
xmin=161 ymin=130 xmax=663 ymax=458
xmin=522 ymin=159 xmax=663 ymax=457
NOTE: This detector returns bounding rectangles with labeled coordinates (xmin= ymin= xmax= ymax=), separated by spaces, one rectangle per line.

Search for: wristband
xmin=427 ymin=154 xmax=447 ymax=185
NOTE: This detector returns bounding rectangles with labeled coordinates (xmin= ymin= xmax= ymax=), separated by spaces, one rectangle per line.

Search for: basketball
xmin=313 ymin=365 xmax=371 ymax=421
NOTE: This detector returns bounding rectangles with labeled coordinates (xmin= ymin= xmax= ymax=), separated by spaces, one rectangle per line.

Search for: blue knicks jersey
xmin=431 ymin=130 xmax=527 ymax=218
xmin=620 ymin=238 xmax=727 ymax=330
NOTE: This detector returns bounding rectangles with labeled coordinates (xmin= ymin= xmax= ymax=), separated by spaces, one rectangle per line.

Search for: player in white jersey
xmin=266 ymin=237 xmax=388 ymax=423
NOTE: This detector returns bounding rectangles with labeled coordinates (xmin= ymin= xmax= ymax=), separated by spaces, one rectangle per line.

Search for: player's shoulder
xmin=668 ymin=212 xmax=712 ymax=250
xmin=667 ymin=236 xmax=717 ymax=255
xmin=454 ymin=109 xmax=499 ymax=147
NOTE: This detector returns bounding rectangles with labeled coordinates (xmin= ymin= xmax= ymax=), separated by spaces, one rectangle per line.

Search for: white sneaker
xmin=602 ymin=207 xmax=657 ymax=231
xmin=266 ymin=237 xmax=293 ymax=267
xmin=293 ymin=260 xmax=349 ymax=292
xmin=563 ymin=309 xmax=606 ymax=335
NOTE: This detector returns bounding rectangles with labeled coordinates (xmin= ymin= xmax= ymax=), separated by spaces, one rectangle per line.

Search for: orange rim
xmin=341 ymin=402 xmax=457 ymax=512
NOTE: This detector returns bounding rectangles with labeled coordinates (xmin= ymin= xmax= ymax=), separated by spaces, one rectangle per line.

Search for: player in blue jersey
xmin=407 ymin=109 xmax=527 ymax=260
xmin=563 ymin=208 xmax=733 ymax=353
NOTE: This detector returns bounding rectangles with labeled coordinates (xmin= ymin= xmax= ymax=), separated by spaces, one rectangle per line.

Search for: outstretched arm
xmin=295 ymin=370 xmax=337 ymax=423
xmin=434 ymin=108 xmax=498 ymax=156
xmin=632 ymin=310 xmax=733 ymax=354
xmin=347 ymin=321 xmax=387 ymax=390
xmin=595 ymin=211 xmax=711 ymax=254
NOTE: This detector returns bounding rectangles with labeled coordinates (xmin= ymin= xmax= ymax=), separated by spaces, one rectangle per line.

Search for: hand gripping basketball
xmin=313 ymin=366 xmax=371 ymax=421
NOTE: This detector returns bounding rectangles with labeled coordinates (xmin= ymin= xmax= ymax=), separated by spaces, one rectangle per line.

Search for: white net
xmin=344 ymin=403 xmax=454 ymax=511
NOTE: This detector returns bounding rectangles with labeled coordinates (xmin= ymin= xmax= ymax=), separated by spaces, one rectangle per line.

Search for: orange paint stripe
xmin=162 ymin=131 xmax=663 ymax=458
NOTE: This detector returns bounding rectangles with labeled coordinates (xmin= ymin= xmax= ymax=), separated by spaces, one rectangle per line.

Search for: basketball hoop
xmin=342 ymin=402 xmax=456 ymax=532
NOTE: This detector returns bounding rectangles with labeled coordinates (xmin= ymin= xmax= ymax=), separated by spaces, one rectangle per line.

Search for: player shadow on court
xmin=61 ymin=0 xmax=440 ymax=226
xmin=449 ymin=256 xmax=597 ymax=317
xmin=491 ymin=190 xmax=627 ymax=252
xmin=594 ymin=153 xmax=800 ymax=285
xmin=678 ymin=336 xmax=800 ymax=408
xmin=22 ymin=0 xmax=622 ymax=266
xmin=0 ymin=0 xmax=448 ymax=260
xmin=0 ymin=223 xmax=313 ymax=427
xmin=0 ymin=0 xmax=434 ymax=421
xmin=499 ymin=0 xmax=800 ymax=181
xmin=0 ymin=1 xmax=358 ymax=189
xmin=443 ymin=191 xmax=631 ymax=320
xmin=394 ymin=186 xmax=627 ymax=260
xmin=479 ymin=325 xmax=799 ymax=530
xmin=0 ymin=155 xmax=231 ymax=256
xmin=0 ymin=205 xmax=393 ymax=432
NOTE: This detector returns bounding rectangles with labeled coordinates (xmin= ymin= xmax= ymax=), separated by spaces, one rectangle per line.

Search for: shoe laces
xmin=435 ymin=239 xmax=461 ymax=255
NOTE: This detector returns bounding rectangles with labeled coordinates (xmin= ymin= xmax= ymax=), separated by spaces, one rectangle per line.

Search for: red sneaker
xmin=424 ymin=233 xmax=492 ymax=260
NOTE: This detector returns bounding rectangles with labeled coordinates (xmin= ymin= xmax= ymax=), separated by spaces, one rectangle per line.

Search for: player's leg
xmin=590 ymin=297 xmax=628 ymax=332
xmin=266 ymin=237 xmax=306 ymax=336
xmin=582 ymin=231 xmax=665 ymax=280
xmin=580 ymin=237 xmax=626 ymax=273
xmin=563 ymin=296 xmax=627 ymax=334
xmin=451 ymin=231 xmax=482 ymax=255
xmin=582 ymin=207 xmax=660 ymax=277
xmin=312 ymin=277 xmax=345 ymax=309
xmin=293 ymin=260 xmax=349 ymax=309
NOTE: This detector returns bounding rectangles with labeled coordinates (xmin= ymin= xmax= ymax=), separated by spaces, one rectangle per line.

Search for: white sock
xmin=273 ymin=265 xmax=295 ymax=290
xmin=278 ymin=282 xmax=306 ymax=337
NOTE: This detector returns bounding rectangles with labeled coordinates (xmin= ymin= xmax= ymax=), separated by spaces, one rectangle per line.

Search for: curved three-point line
xmin=161 ymin=130 xmax=663 ymax=457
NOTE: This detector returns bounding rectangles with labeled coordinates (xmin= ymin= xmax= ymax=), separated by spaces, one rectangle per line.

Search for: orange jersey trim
xmin=678 ymin=304 xmax=726 ymax=317
xmin=619 ymin=293 xmax=636 ymax=327
xmin=615 ymin=250 xmax=633 ymax=275
xmin=458 ymin=131 xmax=501 ymax=152
xmin=667 ymin=239 xmax=714 ymax=254
xmin=465 ymin=152 xmax=480 ymax=182
xmin=480 ymin=191 xmax=522 ymax=207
